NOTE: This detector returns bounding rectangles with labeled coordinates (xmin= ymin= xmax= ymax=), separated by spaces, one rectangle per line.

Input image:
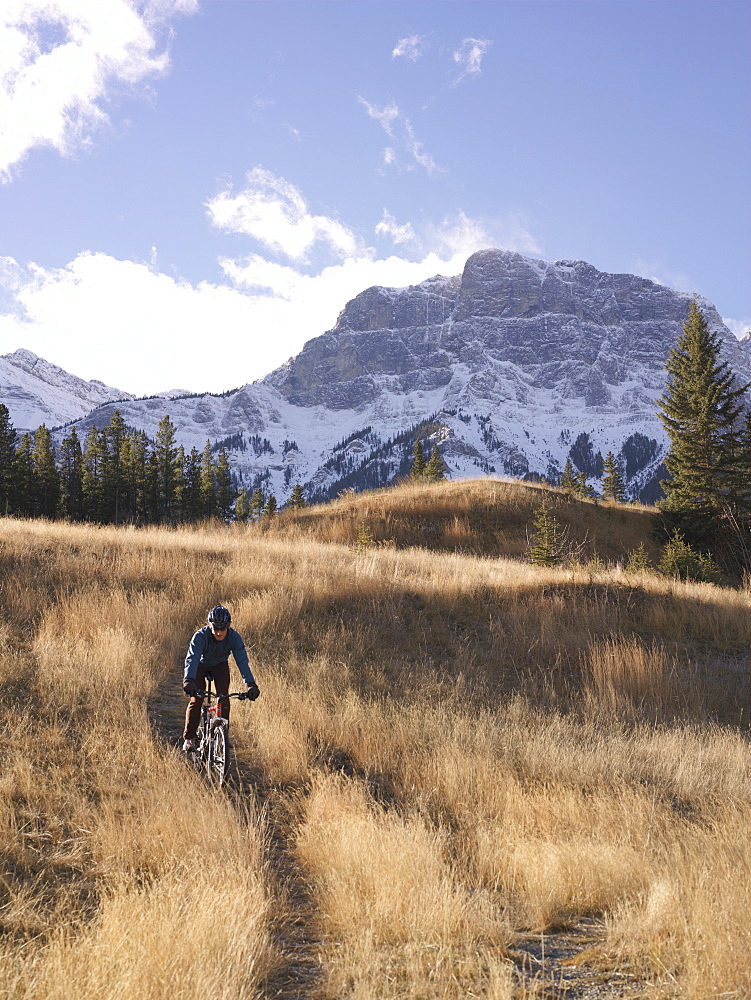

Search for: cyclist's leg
xmin=212 ymin=660 xmax=231 ymax=722
xmin=183 ymin=664 xmax=208 ymax=740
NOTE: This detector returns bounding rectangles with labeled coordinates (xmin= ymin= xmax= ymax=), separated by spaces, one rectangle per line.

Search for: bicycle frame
xmin=189 ymin=679 xmax=248 ymax=787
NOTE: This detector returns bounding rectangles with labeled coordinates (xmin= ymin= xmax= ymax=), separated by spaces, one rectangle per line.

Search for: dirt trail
xmin=149 ymin=692 xmax=651 ymax=999
xmin=148 ymin=691 xmax=326 ymax=998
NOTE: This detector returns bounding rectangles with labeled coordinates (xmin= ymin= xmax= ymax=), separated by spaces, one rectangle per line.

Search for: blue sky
xmin=1 ymin=0 xmax=749 ymax=396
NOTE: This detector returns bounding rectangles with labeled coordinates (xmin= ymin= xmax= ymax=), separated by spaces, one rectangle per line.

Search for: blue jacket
xmin=184 ymin=626 xmax=255 ymax=687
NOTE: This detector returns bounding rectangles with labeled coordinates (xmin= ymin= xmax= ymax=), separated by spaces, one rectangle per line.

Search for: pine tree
xmin=143 ymin=450 xmax=161 ymax=524
xmin=154 ymin=415 xmax=179 ymax=523
xmin=59 ymin=427 xmax=84 ymax=520
xmin=180 ymin=446 xmax=203 ymax=523
xmin=123 ymin=429 xmax=149 ymax=523
xmin=576 ymin=471 xmax=595 ymax=499
xmin=82 ymin=426 xmax=106 ymax=521
xmin=411 ymin=439 xmax=427 ymax=480
xmin=528 ymin=497 xmax=563 ymax=567
xmin=102 ymin=410 xmax=129 ymax=523
xmin=424 ymin=446 xmax=446 ymax=482
xmin=658 ymin=300 xmax=749 ymax=547
xmin=601 ymin=451 xmax=626 ymax=502
xmin=560 ymin=458 xmax=578 ymax=498
xmin=625 ymin=542 xmax=652 ymax=573
xmin=0 ymin=403 xmax=17 ymax=515
xmin=12 ymin=433 xmax=35 ymax=516
xmin=287 ymin=483 xmax=307 ymax=509
xmin=32 ymin=425 xmax=60 ymax=518
xmin=264 ymin=493 xmax=277 ymax=517
xmin=200 ymin=441 xmax=217 ymax=519
xmin=215 ymin=447 xmax=235 ymax=521
xmin=234 ymin=487 xmax=250 ymax=523
xmin=249 ymin=488 xmax=265 ymax=522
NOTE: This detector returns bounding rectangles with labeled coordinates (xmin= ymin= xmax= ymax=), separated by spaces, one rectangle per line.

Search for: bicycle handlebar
xmin=193 ymin=690 xmax=251 ymax=700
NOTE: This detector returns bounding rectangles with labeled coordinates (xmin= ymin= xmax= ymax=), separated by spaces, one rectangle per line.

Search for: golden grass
xmin=1 ymin=480 xmax=750 ymax=998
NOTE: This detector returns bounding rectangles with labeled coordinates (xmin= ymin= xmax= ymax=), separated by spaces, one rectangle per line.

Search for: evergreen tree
xmin=528 ymin=497 xmax=563 ymax=567
xmin=215 ymin=447 xmax=235 ymax=521
xmin=180 ymin=446 xmax=203 ymax=523
xmin=560 ymin=458 xmax=578 ymax=498
xmin=287 ymin=483 xmax=307 ymax=509
xmin=82 ymin=426 xmax=106 ymax=521
xmin=102 ymin=410 xmax=128 ymax=523
xmin=249 ymin=488 xmax=265 ymax=522
xmin=59 ymin=427 xmax=84 ymax=520
xmin=123 ymin=429 xmax=149 ymax=523
xmin=658 ymin=300 xmax=749 ymax=547
xmin=234 ymin=487 xmax=250 ymax=523
xmin=411 ymin=439 xmax=427 ymax=480
xmin=625 ymin=542 xmax=652 ymax=573
xmin=601 ymin=451 xmax=626 ymax=502
xmin=0 ymin=403 xmax=17 ymax=515
xmin=143 ymin=450 xmax=161 ymax=524
xmin=32 ymin=425 xmax=60 ymax=518
xmin=424 ymin=446 xmax=447 ymax=482
xmin=154 ymin=415 xmax=179 ymax=523
xmin=264 ymin=493 xmax=277 ymax=517
xmin=657 ymin=530 xmax=722 ymax=584
xmin=200 ymin=441 xmax=217 ymax=519
xmin=12 ymin=433 xmax=35 ymax=516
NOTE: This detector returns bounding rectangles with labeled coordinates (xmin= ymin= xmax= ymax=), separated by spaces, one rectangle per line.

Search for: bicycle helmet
xmin=208 ymin=605 xmax=231 ymax=629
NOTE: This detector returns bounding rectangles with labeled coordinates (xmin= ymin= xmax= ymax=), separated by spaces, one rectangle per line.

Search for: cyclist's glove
xmin=183 ymin=679 xmax=198 ymax=696
xmin=245 ymin=683 xmax=260 ymax=701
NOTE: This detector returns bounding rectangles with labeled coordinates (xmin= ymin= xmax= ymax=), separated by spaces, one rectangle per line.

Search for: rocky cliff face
xmin=5 ymin=251 xmax=749 ymax=504
xmin=268 ymin=250 xmax=744 ymax=412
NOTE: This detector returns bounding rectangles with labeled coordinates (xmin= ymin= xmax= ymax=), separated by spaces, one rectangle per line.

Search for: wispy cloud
xmin=375 ymin=211 xmax=417 ymax=248
xmin=359 ymin=98 xmax=440 ymax=176
xmin=359 ymin=99 xmax=400 ymax=138
xmin=452 ymin=37 xmax=492 ymax=84
xmin=392 ymin=34 xmax=428 ymax=62
xmin=206 ymin=167 xmax=360 ymax=263
xmin=0 ymin=0 xmax=197 ymax=182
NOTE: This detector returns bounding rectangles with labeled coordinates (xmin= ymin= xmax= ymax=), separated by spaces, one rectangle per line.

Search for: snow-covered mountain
xmin=8 ymin=250 xmax=750 ymax=503
xmin=0 ymin=349 xmax=134 ymax=433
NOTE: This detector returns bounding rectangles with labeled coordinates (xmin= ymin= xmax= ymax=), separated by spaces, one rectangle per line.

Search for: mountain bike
xmin=187 ymin=680 xmax=250 ymax=787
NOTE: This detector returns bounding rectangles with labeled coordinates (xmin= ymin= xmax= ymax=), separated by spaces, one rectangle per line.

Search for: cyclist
xmin=182 ymin=605 xmax=260 ymax=751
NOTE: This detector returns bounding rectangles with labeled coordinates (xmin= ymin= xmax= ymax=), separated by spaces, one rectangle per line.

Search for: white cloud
xmin=0 ymin=0 xmax=197 ymax=181
xmin=392 ymin=34 xmax=427 ymax=62
xmin=359 ymin=98 xmax=440 ymax=176
xmin=452 ymin=37 xmax=492 ymax=83
xmin=0 ymin=252 xmax=260 ymax=395
xmin=207 ymin=167 xmax=360 ymax=263
xmin=375 ymin=211 xmax=417 ymax=248
xmin=722 ymin=316 xmax=751 ymax=340
xmin=359 ymin=98 xmax=400 ymax=138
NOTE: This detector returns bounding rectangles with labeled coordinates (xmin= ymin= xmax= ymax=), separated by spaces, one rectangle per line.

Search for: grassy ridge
xmin=1 ymin=479 xmax=750 ymax=998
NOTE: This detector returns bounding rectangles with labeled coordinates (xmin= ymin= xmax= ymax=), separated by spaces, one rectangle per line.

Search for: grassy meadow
xmin=1 ymin=478 xmax=750 ymax=999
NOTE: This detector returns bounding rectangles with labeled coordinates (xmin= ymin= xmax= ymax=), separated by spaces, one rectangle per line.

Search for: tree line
xmin=0 ymin=410 xmax=306 ymax=525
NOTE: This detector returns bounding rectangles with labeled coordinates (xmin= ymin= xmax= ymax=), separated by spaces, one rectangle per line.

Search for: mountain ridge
xmin=2 ymin=250 xmax=748 ymax=503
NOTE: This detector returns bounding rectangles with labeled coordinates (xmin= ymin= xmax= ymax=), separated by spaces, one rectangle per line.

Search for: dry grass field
xmin=1 ymin=478 xmax=750 ymax=999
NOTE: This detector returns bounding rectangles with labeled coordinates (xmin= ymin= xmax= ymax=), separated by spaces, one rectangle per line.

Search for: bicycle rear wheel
xmin=207 ymin=722 xmax=229 ymax=786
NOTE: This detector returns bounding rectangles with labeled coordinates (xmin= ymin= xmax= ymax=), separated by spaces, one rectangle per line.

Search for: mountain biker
xmin=182 ymin=605 xmax=259 ymax=751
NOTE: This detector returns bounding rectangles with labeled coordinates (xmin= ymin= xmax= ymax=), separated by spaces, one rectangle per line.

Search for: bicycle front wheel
xmin=207 ymin=722 xmax=229 ymax=786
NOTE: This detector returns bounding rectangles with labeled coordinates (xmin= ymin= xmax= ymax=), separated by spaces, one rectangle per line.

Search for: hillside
xmin=1 ymin=482 xmax=750 ymax=998
xmin=259 ymin=476 xmax=661 ymax=564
